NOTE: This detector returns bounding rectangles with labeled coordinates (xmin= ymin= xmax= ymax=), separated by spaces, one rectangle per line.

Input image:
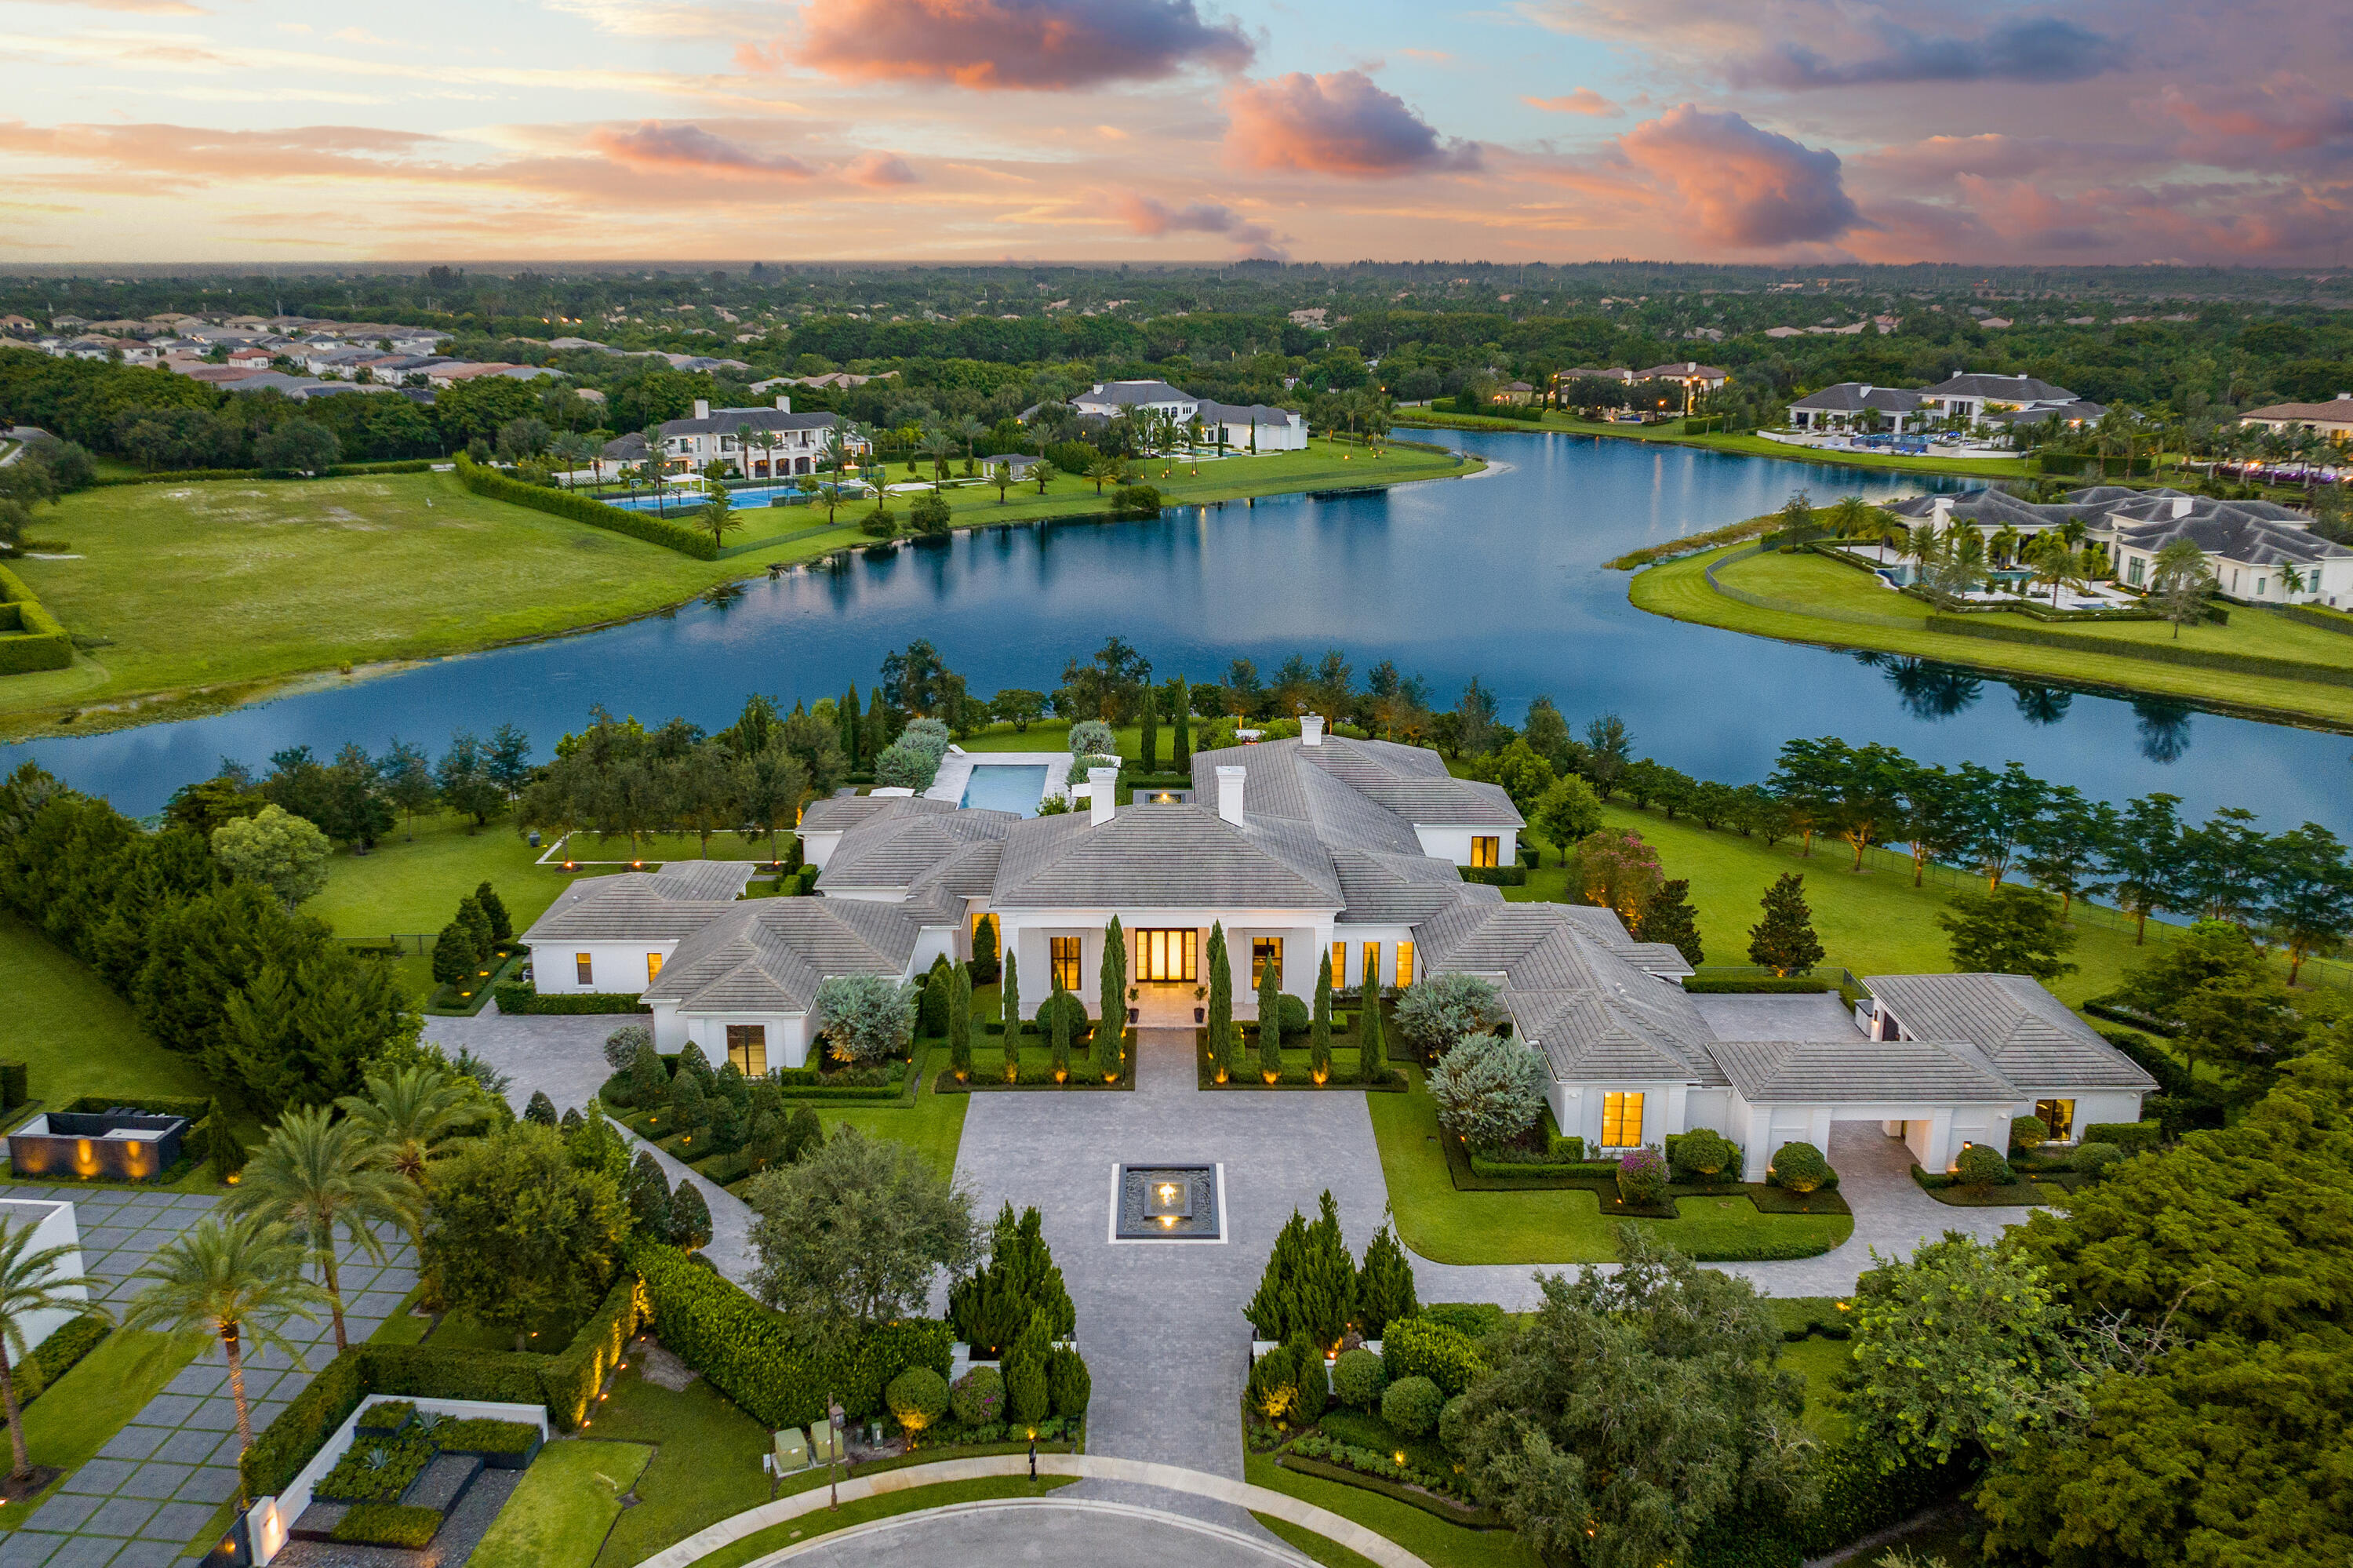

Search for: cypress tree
xmin=456 ymin=893 xmax=494 ymax=957
xmin=1003 ymin=1310 xmax=1053 ymax=1426
xmin=864 ymin=688 xmax=890 ymax=766
xmin=747 ymin=1107 xmax=784 ymax=1170
xmin=677 ymin=1039 xmax=716 ymax=1088
xmin=1299 ymin=1191 xmax=1356 ymax=1348
xmin=840 ymin=682 xmax=862 ymax=766
xmin=1140 ymin=686 xmax=1158 ymax=772
xmin=950 ymin=961 xmax=973 ymax=1081
xmin=629 ymin=1151 xmax=672 ymax=1239
xmin=1245 ymin=1208 xmax=1309 ymax=1340
xmin=474 ymin=881 xmax=512 ymax=944
xmin=972 ymin=914 xmax=1001 ymax=984
xmin=1355 ymin=1224 xmax=1420 ymax=1339
xmin=201 ymin=1098 xmax=241 ymax=1182
xmin=1358 ymin=960 xmax=1387 ymax=1085
xmin=431 ymin=920 xmax=479 ymax=989
xmin=1049 ymin=988 xmax=1072 ymax=1081
xmin=1206 ymin=922 xmax=1231 ymax=1082
xmin=669 ymin=1180 xmax=714 ymax=1251
xmin=523 ymin=1089 xmax=558 ymax=1126
xmin=784 ymin=1104 xmax=824 ymax=1162
xmin=1637 ymin=878 xmax=1704 ymax=967
xmin=670 ymin=1071 xmax=709 ymax=1137
xmin=628 ymin=1043 xmax=666 ymax=1106
xmin=1096 ymin=917 xmax=1125 ymax=1079
xmin=1001 ymin=949 xmax=1022 ymax=1082
xmin=1311 ymin=951 xmax=1334 ymax=1084
xmin=920 ymin=957 xmax=952 ymax=1039
xmin=1747 ymin=871 xmax=1824 ymax=977
xmin=1257 ymin=941 xmax=1283 ymax=1082
xmin=559 ymin=1105 xmax=584 ymax=1137
xmin=1285 ymin=1333 xmax=1327 ymax=1425
xmin=1172 ymin=678 xmax=1191 ymax=772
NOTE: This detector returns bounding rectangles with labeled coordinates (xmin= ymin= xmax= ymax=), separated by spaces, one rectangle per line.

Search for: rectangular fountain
xmin=1110 ymin=1163 xmax=1226 ymax=1243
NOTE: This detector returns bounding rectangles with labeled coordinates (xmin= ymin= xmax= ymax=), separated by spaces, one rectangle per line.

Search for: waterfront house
xmin=2238 ymin=395 xmax=2353 ymax=445
xmin=652 ymin=397 xmax=865 ymax=479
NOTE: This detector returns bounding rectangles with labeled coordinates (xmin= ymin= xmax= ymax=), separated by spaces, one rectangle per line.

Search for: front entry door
xmin=1135 ymin=929 xmax=1198 ymax=983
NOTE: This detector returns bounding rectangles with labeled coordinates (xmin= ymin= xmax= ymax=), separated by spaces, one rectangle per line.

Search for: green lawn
xmin=587 ymin=1360 xmax=773 ymax=1568
xmin=1369 ymin=1069 xmax=1853 ymax=1266
xmin=0 ymin=909 xmax=221 ymax=1110
xmin=1634 ymin=544 xmax=2353 ymax=729
xmin=0 ymin=1330 xmax=204 ymax=1532
xmin=470 ymin=1438 xmax=653 ymax=1568
xmin=5 ymin=441 xmax=1469 ymax=741
xmin=1394 ymin=412 xmax=2037 ymax=481
xmin=1244 ymin=1453 xmax=1538 ymax=1568
xmin=1255 ymin=1512 xmax=1388 ymax=1568
xmin=310 ymin=810 xmax=562 ymax=938
xmin=681 ymin=1475 xmax=1079 ymax=1568
xmin=1777 ymin=1335 xmax=1858 ymax=1444
xmin=791 ymin=1053 xmax=969 ymax=1182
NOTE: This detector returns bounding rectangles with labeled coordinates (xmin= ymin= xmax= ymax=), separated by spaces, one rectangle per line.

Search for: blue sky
xmin=3 ymin=0 xmax=2347 ymax=265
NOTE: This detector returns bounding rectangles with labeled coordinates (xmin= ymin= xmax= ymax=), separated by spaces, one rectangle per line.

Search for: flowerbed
xmin=315 ymin=1432 xmax=433 ymax=1504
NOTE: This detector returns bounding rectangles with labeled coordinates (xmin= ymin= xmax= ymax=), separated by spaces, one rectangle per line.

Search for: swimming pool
xmin=596 ymin=485 xmax=821 ymax=514
xmin=961 ymin=763 xmax=1050 ymax=815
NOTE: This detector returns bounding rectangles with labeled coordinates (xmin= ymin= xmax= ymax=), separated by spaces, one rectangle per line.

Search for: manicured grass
xmin=1369 ymin=1069 xmax=1853 ymax=1266
xmin=1777 ymin=1335 xmax=1858 ymax=1444
xmin=1511 ymin=799 xmax=2259 ymax=1010
xmin=469 ymin=1438 xmax=653 ymax=1568
xmin=680 ymin=1475 xmax=1079 ymax=1568
xmin=796 ymin=1056 xmax=969 ymax=1181
xmin=0 ymin=909 xmax=222 ymax=1109
xmin=584 ymin=1359 xmax=774 ymax=1568
xmin=1255 ymin=1512 xmax=1389 ymax=1568
xmin=1394 ymin=413 xmax=2037 ymax=480
xmin=1633 ymin=544 xmax=2353 ymax=729
xmin=1244 ymin=1453 xmax=1538 ymax=1568
xmin=6 ymin=442 xmax=1468 ymax=740
xmin=0 ymin=1330 xmax=204 ymax=1532
xmin=308 ymin=810 xmax=559 ymax=938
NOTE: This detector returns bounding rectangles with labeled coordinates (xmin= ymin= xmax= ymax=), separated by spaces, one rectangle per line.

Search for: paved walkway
xmin=758 ymin=1500 xmax=1310 ymax=1568
xmin=3 ymin=1190 xmax=411 ymax=1568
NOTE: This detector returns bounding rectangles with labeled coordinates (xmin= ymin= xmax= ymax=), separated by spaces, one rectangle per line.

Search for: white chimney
xmin=1089 ymin=766 xmax=1117 ymax=828
xmin=2173 ymin=495 xmax=2195 ymax=518
xmin=1301 ymin=715 xmax=1325 ymax=746
xmin=774 ymin=395 xmax=792 ymax=413
xmin=1216 ymin=766 xmax=1246 ymax=827
xmin=692 ymin=398 xmax=710 ymax=420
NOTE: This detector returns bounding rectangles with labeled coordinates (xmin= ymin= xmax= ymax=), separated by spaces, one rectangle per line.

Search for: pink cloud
xmin=587 ymin=122 xmax=813 ymax=178
xmin=1614 ymin=104 xmax=1859 ymax=247
xmin=1224 ymin=71 xmax=1478 ymax=176
xmin=1112 ymin=192 xmax=1286 ymax=257
xmin=792 ymin=0 xmax=1252 ymax=90
xmin=842 ymin=151 xmax=919 ymax=186
xmin=1525 ymin=88 xmax=1620 ymax=116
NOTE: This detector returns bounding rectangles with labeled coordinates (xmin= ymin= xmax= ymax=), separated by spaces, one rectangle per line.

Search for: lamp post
xmin=827 ymin=1396 xmax=846 ymax=1511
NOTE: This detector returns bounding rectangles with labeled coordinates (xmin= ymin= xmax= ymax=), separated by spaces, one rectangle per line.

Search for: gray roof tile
xmin=1706 ymin=1037 xmax=2019 ymax=1102
xmin=1866 ymin=973 xmax=2158 ymax=1090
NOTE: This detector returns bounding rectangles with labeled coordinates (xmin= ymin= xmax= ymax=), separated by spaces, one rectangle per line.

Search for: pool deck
xmin=926 ymin=748 xmax=1078 ymax=813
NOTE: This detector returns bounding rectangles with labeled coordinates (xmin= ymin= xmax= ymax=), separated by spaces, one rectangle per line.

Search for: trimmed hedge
xmin=1682 ymin=976 xmax=1835 ymax=994
xmin=1381 ymin=1316 xmax=1486 ymax=1397
xmin=332 ymin=1504 xmax=442 ymax=1549
xmin=1457 ymin=866 xmax=1529 ymax=887
xmin=631 ymin=1241 xmax=951 ymax=1429
xmin=1686 ymin=1442 xmax=1962 ymax=1568
xmin=453 ymin=453 xmax=718 ymax=558
xmin=91 ymin=460 xmax=438 ymax=486
xmin=433 ymin=1417 xmax=540 ymax=1461
xmin=1925 ymin=613 xmax=2353 ymax=686
xmin=2083 ymin=1119 xmax=2162 ymax=1152
xmin=0 ymin=1060 xmax=31 ymax=1109
xmin=0 ymin=563 xmax=72 ymax=675
xmin=493 ymin=984 xmax=649 ymax=1016
xmin=16 ymin=1313 xmax=109 ymax=1406
xmin=1277 ymin=1452 xmax=1501 ymax=1526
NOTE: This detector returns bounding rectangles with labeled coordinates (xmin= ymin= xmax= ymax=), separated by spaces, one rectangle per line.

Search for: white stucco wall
xmin=536 ymin=940 xmax=677 ymax=995
xmin=1411 ymin=824 xmax=1521 ymax=868
xmin=0 ymin=1200 xmax=86 ymax=1352
xmin=996 ymin=908 xmax=1339 ymax=1017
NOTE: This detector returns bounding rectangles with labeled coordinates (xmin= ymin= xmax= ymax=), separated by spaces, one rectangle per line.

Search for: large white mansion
xmin=522 ymin=719 xmax=2149 ymax=1180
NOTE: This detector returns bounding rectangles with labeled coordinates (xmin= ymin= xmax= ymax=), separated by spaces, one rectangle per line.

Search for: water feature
xmin=9 ymin=431 xmax=2349 ymax=832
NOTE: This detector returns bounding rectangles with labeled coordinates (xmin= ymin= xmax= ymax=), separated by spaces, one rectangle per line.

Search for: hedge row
xmin=453 ymin=453 xmax=717 ymax=558
xmin=1681 ymin=976 xmax=1835 ymax=994
xmin=332 ymin=1504 xmax=442 ymax=1549
xmin=18 ymin=1315 xmax=110 ymax=1406
xmin=0 ymin=1061 xmax=27 ymax=1109
xmin=239 ymin=1275 xmax=642 ymax=1501
xmin=2280 ymin=603 xmax=2353 ymax=638
xmin=631 ymin=1240 xmax=950 ymax=1429
xmin=0 ymin=563 xmax=72 ymax=675
xmin=1924 ymin=613 xmax=2353 ymax=687
xmin=1276 ymin=1452 xmax=1503 ymax=1527
xmin=92 ymin=460 xmax=439 ymax=486
xmin=1457 ymin=866 xmax=1529 ymax=887
xmin=1687 ymin=1442 xmax=1963 ymax=1568
xmin=492 ymin=984 xmax=649 ymax=1016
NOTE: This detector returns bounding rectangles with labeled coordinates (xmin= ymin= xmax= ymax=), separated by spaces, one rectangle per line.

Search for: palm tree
xmin=224 ymin=1107 xmax=416 ymax=1354
xmin=1989 ymin=524 xmax=2021 ymax=569
xmin=122 ymin=1216 xmax=326 ymax=1470
xmin=336 ymin=1064 xmax=487 ymax=1188
xmin=917 ymin=424 xmax=958 ymax=491
xmin=1086 ymin=454 xmax=1122 ymax=496
xmin=0 ymin=1219 xmax=104 ymax=1483
xmin=1823 ymin=494 xmax=1877 ymax=540
xmin=951 ymin=415 xmax=986 ymax=467
xmin=2028 ymin=535 xmax=2073 ymax=606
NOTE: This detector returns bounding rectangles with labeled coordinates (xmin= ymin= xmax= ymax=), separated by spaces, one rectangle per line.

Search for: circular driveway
xmin=751 ymin=1499 xmax=1311 ymax=1567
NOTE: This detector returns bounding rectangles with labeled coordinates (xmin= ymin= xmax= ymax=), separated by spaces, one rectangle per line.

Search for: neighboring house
xmin=1070 ymin=380 xmax=1198 ymax=422
xmin=653 ymin=397 xmax=865 ymax=478
xmin=1916 ymin=373 xmax=2080 ymax=424
xmin=1193 ymin=400 xmax=1308 ymax=452
xmin=2238 ymin=395 xmax=2353 ymax=444
xmin=427 ymin=362 xmax=557 ymax=387
xmin=1635 ymin=361 xmax=1729 ymax=392
xmin=529 ymin=718 xmax=2151 ymax=1173
xmin=977 ymin=452 xmax=1042 ymax=478
xmin=1494 ymin=380 xmax=1537 ymax=404
xmin=1786 ymin=382 xmax=1925 ymax=432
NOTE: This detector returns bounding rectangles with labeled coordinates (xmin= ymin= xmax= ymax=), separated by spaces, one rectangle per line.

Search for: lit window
xmin=646 ymin=952 xmax=664 ymax=984
xmin=1471 ymin=836 xmax=1500 ymax=868
xmin=1602 ymin=1091 xmax=1645 ymax=1148
xmin=1050 ymin=937 xmax=1082 ymax=993
xmin=1332 ymin=941 xmax=1347 ymax=987
xmin=726 ymin=1024 xmax=767 ymax=1077
xmin=1251 ymin=937 xmax=1284 ymax=988
xmin=1396 ymin=941 xmax=1414 ymax=988
xmin=575 ymin=953 xmax=594 ymax=986
xmin=2035 ymin=1098 xmax=2075 ymax=1142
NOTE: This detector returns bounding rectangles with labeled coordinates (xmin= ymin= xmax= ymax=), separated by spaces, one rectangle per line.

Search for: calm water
xmin=961 ymin=763 xmax=1049 ymax=816
xmin=11 ymin=432 xmax=2351 ymax=831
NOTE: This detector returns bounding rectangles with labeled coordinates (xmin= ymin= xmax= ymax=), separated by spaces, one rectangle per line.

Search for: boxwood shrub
xmin=433 ymin=1418 xmax=540 ymax=1457
xmin=1380 ymin=1316 xmax=1486 ymax=1397
xmin=15 ymin=1314 xmax=109 ymax=1406
xmin=354 ymin=1400 xmax=413 ymax=1435
xmin=331 ymin=1504 xmax=442 ymax=1550
xmin=492 ymin=984 xmax=650 ymax=1016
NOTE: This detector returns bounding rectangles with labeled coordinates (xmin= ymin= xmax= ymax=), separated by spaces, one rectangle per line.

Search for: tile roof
xmin=520 ymin=861 xmax=758 ymax=943
xmin=1191 ymin=737 xmax=1522 ymax=831
xmin=1919 ymin=373 xmax=2078 ymax=403
xmin=642 ymin=898 xmax=918 ymax=1013
xmin=660 ymin=407 xmax=848 ymax=437
xmin=1866 ymin=973 xmax=2158 ymax=1090
xmin=1707 ymin=1037 xmax=2018 ymax=1103
xmin=1790 ymin=383 xmax=1925 ymax=414
xmin=991 ymin=804 xmax=1341 ymax=910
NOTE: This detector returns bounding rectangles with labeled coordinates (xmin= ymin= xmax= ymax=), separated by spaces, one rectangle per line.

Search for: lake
xmin=10 ymin=431 xmax=2351 ymax=832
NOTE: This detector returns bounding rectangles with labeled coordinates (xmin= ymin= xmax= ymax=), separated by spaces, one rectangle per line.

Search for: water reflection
xmin=1884 ymin=658 xmax=1985 ymax=721
xmin=2011 ymin=685 xmax=2074 ymax=726
xmin=2132 ymin=698 xmax=2195 ymax=764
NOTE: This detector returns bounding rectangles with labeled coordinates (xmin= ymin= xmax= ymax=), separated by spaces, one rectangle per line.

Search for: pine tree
xmin=524 ymin=1090 xmax=558 ymax=1126
xmin=1206 ymin=922 xmax=1231 ymax=1082
xmin=1001 ymin=950 xmax=1021 ymax=1082
xmin=1357 ymin=964 xmax=1387 ymax=1086
xmin=431 ymin=920 xmax=479 ymax=989
xmin=1245 ymin=1208 xmax=1309 ymax=1340
xmin=628 ymin=1151 xmax=671 ymax=1239
xmin=1747 ymin=871 xmax=1824 ymax=977
xmin=1096 ymin=917 xmax=1125 ymax=1079
xmin=670 ymin=1071 xmax=709 ymax=1137
xmin=839 ymin=682 xmax=862 ymax=766
xmin=950 ymin=961 xmax=973 ymax=1082
xmin=1049 ymin=989 xmax=1072 ymax=1081
xmin=951 ymin=1202 xmax=1076 ymax=1354
xmin=473 ymin=881 xmax=512 ymax=944
xmin=1172 ymin=678 xmax=1191 ymax=772
xmin=1311 ymin=951 xmax=1334 ymax=1084
xmin=972 ymin=914 xmax=1001 ymax=984
xmin=1003 ymin=1309 xmax=1053 ymax=1426
xmin=1140 ymin=685 xmax=1158 ymax=772
xmin=1298 ymin=1191 xmax=1356 ymax=1348
xmin=1257 ymin=944 xmax=1284 ymax=1082
xmin=456 ymin=893 xmax=494 ymax=957
xmin=1355 ymin=1224 xmax=1419 ymax=1339
xmin=784 ymin=1105 xmax=823 ymax=1162
xmin=1637 ymin=878 xmax=1704 ymax=967
xmin=669 ymin=1180 xmax=713 ymax=1251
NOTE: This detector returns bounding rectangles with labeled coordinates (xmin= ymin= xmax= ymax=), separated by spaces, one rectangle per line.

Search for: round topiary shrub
xmin=1768 ymin=1141 xmax=1833 ymax=1195
xmin=1616 ymin=1146 xmax=1668 ymax=1205
xmin=1437 ymin=1394 xmax=1471 ymax=1454
xmin=1955 ymin=1143 xmax=2015 ymax=1188
xmin=2009 ymin=1115 xmax=2052 ymax=1156
xmin=603 ymin=1024 xmax=652 ymax=1073
xmin=1276 ymin=994 xmax=1310 ymax=1038
xmin=1332 ymin=1348 xmax=1387 ymax=1410
xmin=885 ymin=1366 xmax=950 ymax=1433
xmin=2070 ymin=1141 xmax=2124 ymax=1178
xmin=950 ymin=1366 xmax=1006 ymax=1427
xmin=1670 ymin=1128 xmax=1737 ymax=1181
xmin=1382 ymin=1375 xmax=1443 ymax=1438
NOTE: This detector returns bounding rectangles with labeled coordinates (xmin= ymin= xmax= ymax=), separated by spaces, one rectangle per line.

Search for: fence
xmin=342 ymin=934 xmax=438 ymax=957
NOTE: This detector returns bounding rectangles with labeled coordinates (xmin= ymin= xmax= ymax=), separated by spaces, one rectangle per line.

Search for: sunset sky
xmin=4 ymin=0 xmax=2348 ymax=267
